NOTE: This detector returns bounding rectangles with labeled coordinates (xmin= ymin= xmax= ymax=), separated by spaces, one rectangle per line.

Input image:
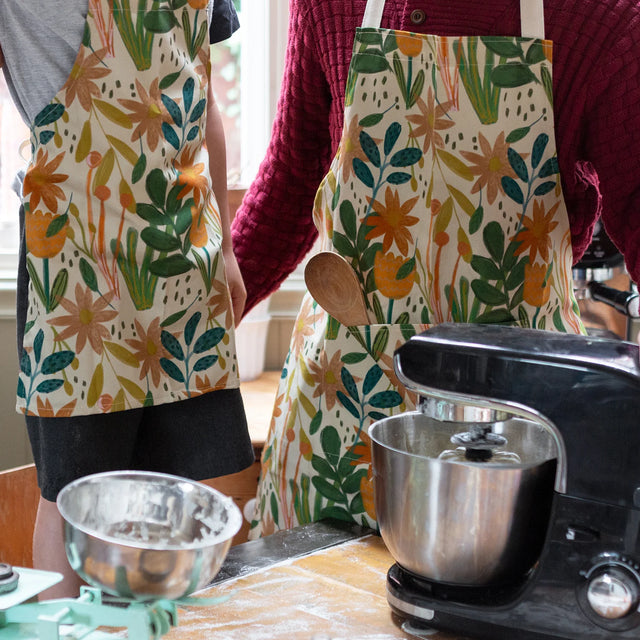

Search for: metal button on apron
xmin=409 ymin=9 xmax=426 ymax=25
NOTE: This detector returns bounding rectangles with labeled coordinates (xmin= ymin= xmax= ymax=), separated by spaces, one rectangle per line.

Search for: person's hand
xmin=223 ymin=246 xmax=247 ymax=327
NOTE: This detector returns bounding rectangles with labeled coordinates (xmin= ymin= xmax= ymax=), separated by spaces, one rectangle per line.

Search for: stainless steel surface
xmin=57 ymin=471 xmax=241 ymax=601
xmin=587 ymin=570 xmax=638 ymax=620
xmin=369 ymin=412 xmax=558 ymax=586
xmin=419 ymin=397 xmax=509 ymax=423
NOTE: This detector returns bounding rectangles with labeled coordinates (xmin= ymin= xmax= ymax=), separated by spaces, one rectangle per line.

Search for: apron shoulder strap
xmin=362 ymin=0 xmax=546 ymax=39
xmin=362 ymin=0 xmax=385 ymax=28
xmin=521 ymin=0 xmax=545 ymax=39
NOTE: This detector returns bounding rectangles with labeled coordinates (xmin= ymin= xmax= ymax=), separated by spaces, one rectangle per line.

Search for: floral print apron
xmin=18 ymin=0 xmax=238 ymax=417
xmin=249 ymin=0 xmax=584 ymax=537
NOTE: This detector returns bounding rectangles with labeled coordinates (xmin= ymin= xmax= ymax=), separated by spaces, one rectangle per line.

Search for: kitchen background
xmin=0 ymin=0 xmax=302 ymax=471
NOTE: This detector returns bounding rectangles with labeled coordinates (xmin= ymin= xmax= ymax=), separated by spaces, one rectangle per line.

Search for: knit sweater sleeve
xmin=580 ymin=3 xmax=640 ymax=283
xmin=231 ymin=0 xmax=333 ymax=314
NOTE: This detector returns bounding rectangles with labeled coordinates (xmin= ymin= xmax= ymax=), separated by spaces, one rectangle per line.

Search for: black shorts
xmin=26 ymin=389 xmax=255 ymax=501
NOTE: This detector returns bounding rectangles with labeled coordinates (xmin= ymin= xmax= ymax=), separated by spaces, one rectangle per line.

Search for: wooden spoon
xmin=304 ymin=251 xmax=370 ymax=326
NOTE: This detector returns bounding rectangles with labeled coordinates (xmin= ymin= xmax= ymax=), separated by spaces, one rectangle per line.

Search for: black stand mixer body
xmin=387 ymin=323 xmax=640 ymax=639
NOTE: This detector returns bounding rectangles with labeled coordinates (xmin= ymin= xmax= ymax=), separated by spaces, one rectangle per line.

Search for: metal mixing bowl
xmin=57 ymin=471 xmax=242 ymax=600
xmin=369 ymin=412 xmax=558 ymax=586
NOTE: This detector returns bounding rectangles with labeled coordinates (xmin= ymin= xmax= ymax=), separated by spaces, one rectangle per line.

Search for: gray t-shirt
xmin=0 ymin=0 xmax=239 ymax=123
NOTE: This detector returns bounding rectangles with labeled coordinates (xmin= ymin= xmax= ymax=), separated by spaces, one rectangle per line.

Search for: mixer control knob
xmin=586 ymin=567 xmax=640 ymax=620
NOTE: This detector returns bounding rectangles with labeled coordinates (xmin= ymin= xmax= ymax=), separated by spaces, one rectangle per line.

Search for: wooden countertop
xmin=167 ymin=535 xmax=463 ymax=640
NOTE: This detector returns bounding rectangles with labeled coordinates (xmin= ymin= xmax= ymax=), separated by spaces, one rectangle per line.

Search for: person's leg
xmin=32 ymin=496 xmax=84 ymax=600
xmin=25 ymin=410 xmax=142 ymax=599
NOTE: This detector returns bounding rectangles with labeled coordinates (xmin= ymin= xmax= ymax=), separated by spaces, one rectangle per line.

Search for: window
xmin=0 ymin=0 xmax=289 ymax=275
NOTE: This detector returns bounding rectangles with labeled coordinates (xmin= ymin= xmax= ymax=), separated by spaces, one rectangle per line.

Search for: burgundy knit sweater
xmin=232 ymin=0 xmax=640 ymax=313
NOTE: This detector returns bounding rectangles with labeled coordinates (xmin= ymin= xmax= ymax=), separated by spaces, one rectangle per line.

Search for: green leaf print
xmin=525 ymin=41 xmax=546 ymax=65
xmin=471 ymin=281 xmax=509 ymax=306
xmin=491 ymin=63 xmax=538 ymax=88
xmin=149 ymin=254 xmax=194 ymax=277
xmin=320 ymin=426 xmax=342 ymax=463
xmin=352 ymin=51 xmax=390 ymax=74
xmin=312 ymin=455 xmax=340 ymax=481
xmin=339 ymin=201 xmax=357 ymax=239
xmin=141 ymin=228 xmax=181 ymax=251
xmin=368 ymin=390 xmax=403 ymax=409
xmin=480 ymin=37 xmax=522 ymax=58
xmin=146 ymin=168 xmax=168 ymax=208
xmin=144 ymin=9 xmax=180 ymax=33
xmin=471 ymin=255 xmax=503 ymax=281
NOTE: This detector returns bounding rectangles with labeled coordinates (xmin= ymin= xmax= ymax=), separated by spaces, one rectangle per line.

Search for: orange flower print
xmin=188 ymin=0 xmax=208 ymax=8
xmin=208 ymin=279 xmax=233 ymax=329
xmin=23 ymin=150 xmax=69 ymax=214
xmin=62 ymin=46 xmax=111 ymax=110
xmin=291 ymin=297 xmax=317 ymax=356
xmin=365 ymin=187 xmax=420 ymax=254
xmin=336 ymin=115 xmax=380 ymax=181
xmin=26 ymin=397 xmax=77 ymax=418
xmin=25 ymin=210 xmax=68 ymax=259
xmin=48 ymin=284 xmax=118 ymax=355
xmin=190 ymin=204 xmax=209 ymax=247
xmin=460 ymin=131 xmax=517 ymax=205
xmin=406 ymin=87 xmax=455 ymax=154
xmin=374 ymin=251 xmax=416 ymax=299
xmin=308 ymin=349 xmax=347 ymax=411
xmin=512 ymin=200 xmax=560 ymax=264
xmin=118 ymin=78 xmax=170 ymax=152
xmin=523 ymin=262 xmax=553 ymax=307
xmin=125 ymin=318 xmax=169 ymax=387
xmin=173 ymin=146 xmax=208 ymax=207
xmin=396 ymin=33 xmax=423 ymax=57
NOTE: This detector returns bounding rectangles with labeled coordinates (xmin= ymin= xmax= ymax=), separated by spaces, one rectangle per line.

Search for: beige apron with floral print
xmin=18 ymin=0 xmax=238 ymax=417
xmin=249 ymin=0 xmax=584 ymax=537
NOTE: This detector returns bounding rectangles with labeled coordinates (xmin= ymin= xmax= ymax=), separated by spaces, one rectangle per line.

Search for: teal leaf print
xmin=384 ymin=122 xmax=401 ymax=155
xmin=336 ymin=391 xmax=360 ymax=419
xmin=161 ymin=331 xmax=185 ymax=361
xmin=34 ymin=330 xmax=44 ymax=363
xmin=360 ymin=131 xmax=381 ymax=168
xmin=534 ymin=181 xmax=556 ymax=196
xmin=189 ymin=99 xmax=206 ymax=123
xmin=20 ymin=352 xmax=31 ymax=377
xmin=389 ymin=148 xmax=422 ymax=167
xmin=39 ymin=131 xmax=55 ymax=145
xmin=36 ymin=379 xmax=65 ymax=394
xmin=538 ymin=157 xmax=559 ymax=178
xmin=193 ymin=327 xmax=225 ymax=353
xmin=41 ymin=351 xmax=75 ymax=375
xmin=34 ymin=103 xmax=65 ymax=128
xmin=531 ymin=133 xmax=549 ymax=169
xmin=132 ymin=153 xmax=147 ymax=184
xmin=353 ymin=158 xmax=374 ymax=189
xmin=79 ymin=258 xmax=99 ymax=292
xmin=162 ymin=122 xmax=181 ymax=150
xmin=186 ymin=126 xmax=199 ymax=141
xmin=341 ymin=367 xmax=360 ymax=403
xmin=368 ymin=390 xmax=403 ymax=409
xmin=182 ymin=77 xmax=194 ymax=113
xmin=193 ymin=355 xmax=219 ymax=371
xmin=387 ymin=172 xmax=412 ymax=185
xmin=508 ymin=148 xmax=528 ymax=182
xmin=184 ymin=311 xmax=201 ymax=346
xmin=17 ymin=379 xmax=26 ymax=400
xmin=369 ymin=411 xmax=388 ymax=422
xmin=363 ymin=364 xmax=383 ymax=395
xmin=160 ymin=358 xmax=186 ymax=383
xmin=501 ymin=176 xmax=524 ymax=204
xmin=162 ymin=95 xmax=183 ymax=127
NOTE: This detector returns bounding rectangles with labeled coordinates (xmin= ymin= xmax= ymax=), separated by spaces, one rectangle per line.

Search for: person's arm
xmin=0 ymin=44 xmax=4 ymax=68
xmin=205 ymin=81 xmax=247 ymax=325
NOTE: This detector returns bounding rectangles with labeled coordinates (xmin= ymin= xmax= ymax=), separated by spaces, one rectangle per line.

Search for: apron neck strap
xmin=361 ymin=0 xmax=545 ymax=38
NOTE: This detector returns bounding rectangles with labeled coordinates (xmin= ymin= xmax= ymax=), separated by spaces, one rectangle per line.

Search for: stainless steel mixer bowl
xmin=57 ymin=471 xmax=242 ymax=600
xmin=369 ymin=412 xmax=558 ymax=586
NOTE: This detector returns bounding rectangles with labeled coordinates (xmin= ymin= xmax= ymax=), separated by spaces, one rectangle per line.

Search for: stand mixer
xmin=369 ymin=323 xmax=640 ymax=640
